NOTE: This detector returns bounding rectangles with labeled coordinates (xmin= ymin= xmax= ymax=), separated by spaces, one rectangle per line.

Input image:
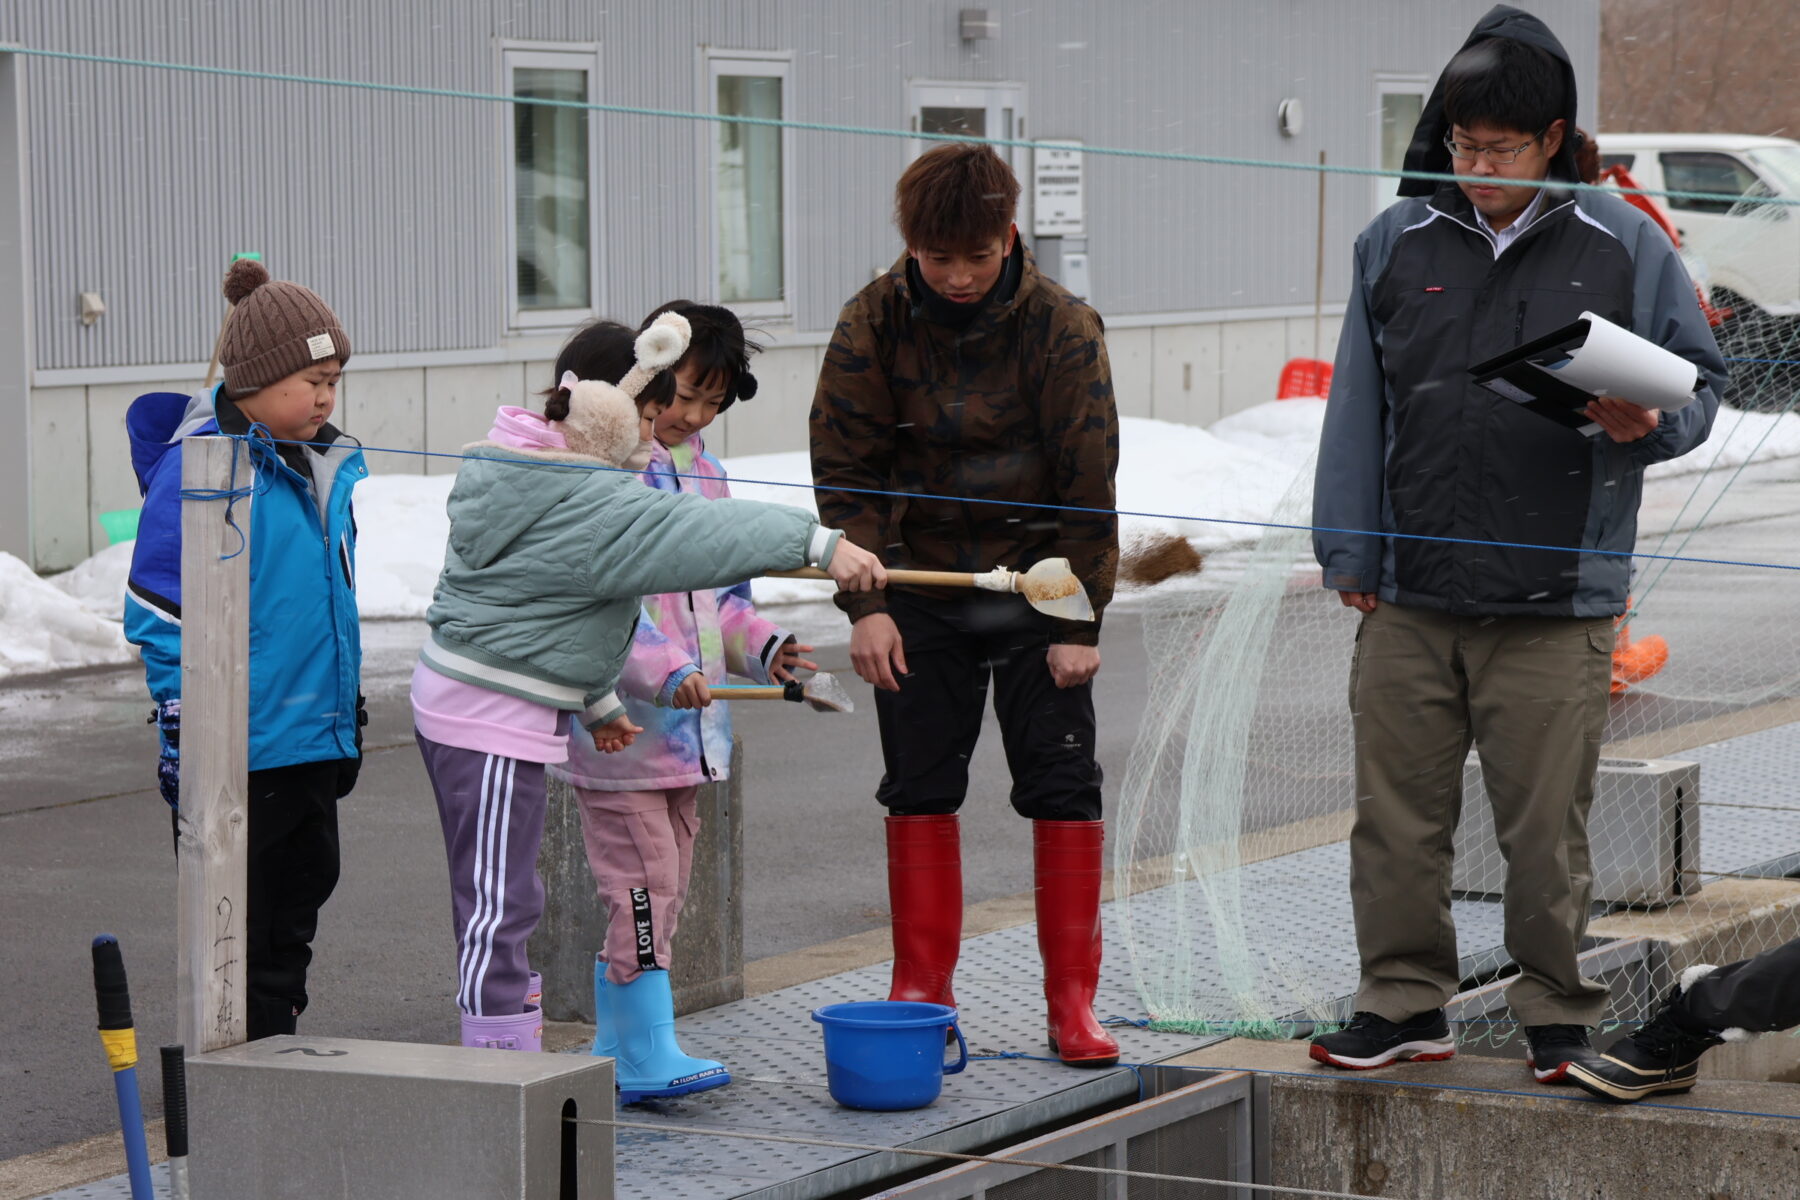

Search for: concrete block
xmin=187 ymin=1034 xmax=613 ymax=1199
xmin=715 ymin=344 xmax=815 ymax=458
xmin=86 ymin=384 xmax=148 ymax=555
xmin=1453 ymin=756 xmax=1700 ymax=906
xmin=424 ymin=363 xmax=523 ymax=477
xmin=532 ymin=740 xmax=745 ymax=1022
xmin=1219 ymin=318 xmax=1288 ymax=417
xmin=29 ymin=386 xmax=90 ymax=571
xmin=341 ymin=366 xmax=426 ymax=475
xmin=1103 ymin=325 xmax=1155 ymax=419
xmin=1150 ymin=323 xmax=1223 ymax=428
xmin=1169 ymin=1038 xmax=1800 ymax=1199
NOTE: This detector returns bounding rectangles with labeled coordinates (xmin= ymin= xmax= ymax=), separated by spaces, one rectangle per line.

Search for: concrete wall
xmin=0 ymin=1 xmax=1597 ymax=370
xmin=32 ymin=307 xmax=1342 ymax=569
xmin=4 ymin=2 xmax=1594 ymax=567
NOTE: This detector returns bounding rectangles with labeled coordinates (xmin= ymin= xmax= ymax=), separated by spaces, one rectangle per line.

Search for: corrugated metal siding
xmin=1 ymin=0 xmax=1598 ymax=370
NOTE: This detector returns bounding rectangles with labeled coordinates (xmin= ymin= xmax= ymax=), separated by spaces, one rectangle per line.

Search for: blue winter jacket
xmin=124 ymin=386 xmax=367 ymax=770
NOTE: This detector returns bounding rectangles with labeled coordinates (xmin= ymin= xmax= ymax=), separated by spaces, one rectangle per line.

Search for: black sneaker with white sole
xmin=1565 ymin=1009 xmax=1723 ymax=1104
xmin=1309 ymin=1010 xmax=1455 ymax=1070
xmin=1524 ymin=1023 xmax=1594 ymax=1083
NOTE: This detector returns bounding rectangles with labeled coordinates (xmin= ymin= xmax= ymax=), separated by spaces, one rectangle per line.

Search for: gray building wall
xmin=1 ymin=0 xmax=1600 ymax=568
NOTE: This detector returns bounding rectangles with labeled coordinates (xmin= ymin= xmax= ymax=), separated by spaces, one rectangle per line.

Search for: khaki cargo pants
xmin=1346 ymin=601 xmax=1614 ymax=1027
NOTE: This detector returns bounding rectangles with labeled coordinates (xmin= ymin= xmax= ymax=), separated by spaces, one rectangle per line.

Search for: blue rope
xmin=174 ymin=429 xmax=278 ymax=560
xmin=8 ymin=45 xmax=1796 ymax=212
xmin=239 ymin=432 xmax=1800 ymax=576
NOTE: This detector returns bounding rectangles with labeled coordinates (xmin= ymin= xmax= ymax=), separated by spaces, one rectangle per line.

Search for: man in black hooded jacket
xmin=1310 ymin=6 xmax=1725 ymax=1081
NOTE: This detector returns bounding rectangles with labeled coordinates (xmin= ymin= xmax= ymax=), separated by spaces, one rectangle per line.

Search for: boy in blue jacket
xmin=126 ymin=260 xmax=367 ymax=1040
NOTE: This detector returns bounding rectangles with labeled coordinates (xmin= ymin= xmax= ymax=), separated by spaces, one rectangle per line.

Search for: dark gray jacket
xmin=1312 ymin=6 xmax=1726 ymax=618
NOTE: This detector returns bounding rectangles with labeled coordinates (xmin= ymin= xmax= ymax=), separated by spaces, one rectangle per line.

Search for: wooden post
xmin=0 ymin=51 xmax=33 ymax=565
xmin=1313 ymin=149 xmax=1327 ymax=360
xmin=178 ymin=436 xmax=251 ymax=1053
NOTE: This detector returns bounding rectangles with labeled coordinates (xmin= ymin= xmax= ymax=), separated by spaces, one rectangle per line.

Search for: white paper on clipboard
xmin=1547 ymin=311 xmax=1699 ymax=412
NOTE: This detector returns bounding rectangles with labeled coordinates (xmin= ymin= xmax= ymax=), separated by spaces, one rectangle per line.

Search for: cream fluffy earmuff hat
xmin=552 ymin=312 xmax=692 ymax=467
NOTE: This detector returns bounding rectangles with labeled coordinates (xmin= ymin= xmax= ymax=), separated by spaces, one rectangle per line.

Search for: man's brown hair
xmin=894 ymin=143 xmax=1021 ymax=252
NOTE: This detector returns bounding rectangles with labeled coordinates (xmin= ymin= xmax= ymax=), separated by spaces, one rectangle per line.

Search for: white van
xmin=1596 ymin=133 xmax=1800 ymax=320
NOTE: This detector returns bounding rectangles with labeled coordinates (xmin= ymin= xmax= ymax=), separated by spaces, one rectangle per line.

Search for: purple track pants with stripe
xmin=417 ymin=733 xmax=547 ymax=1017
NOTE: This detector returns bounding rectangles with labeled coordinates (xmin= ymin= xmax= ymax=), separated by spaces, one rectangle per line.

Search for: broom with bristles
xmin=1118 ymin=531 xmax=1206 ymax=587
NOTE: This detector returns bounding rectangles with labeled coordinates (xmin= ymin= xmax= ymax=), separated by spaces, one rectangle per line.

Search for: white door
xmin=909 ymin=81 xmax=1030 ymax=234
xmin=1372 ymin=76 xmax=1430 ymax=218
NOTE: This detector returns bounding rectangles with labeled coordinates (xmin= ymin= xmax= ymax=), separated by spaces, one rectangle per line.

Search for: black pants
xmin=1685 ymin=937 xmax=1800 ymax=1034
xmin=172 ymin=758 xmax=354 ymax=1039
xmin=874 ymin=592 xmax=1102 ymax=821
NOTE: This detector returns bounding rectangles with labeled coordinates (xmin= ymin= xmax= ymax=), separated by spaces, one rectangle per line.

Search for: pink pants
xmin=574 ymin=786 xmax=700 ymax=986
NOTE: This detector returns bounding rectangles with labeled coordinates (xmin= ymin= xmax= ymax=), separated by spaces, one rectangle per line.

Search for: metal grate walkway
xmin=41 ymin=721 xmax=1800 ymax=1200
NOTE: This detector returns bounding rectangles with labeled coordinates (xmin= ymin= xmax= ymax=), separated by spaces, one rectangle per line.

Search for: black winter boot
xmin=1566 ymin=986 xmax=1725 ymax=1104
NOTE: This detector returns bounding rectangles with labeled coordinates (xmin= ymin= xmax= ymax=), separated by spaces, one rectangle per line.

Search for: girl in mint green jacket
xmin=411 ymin=315 xmax=883 ymax=1059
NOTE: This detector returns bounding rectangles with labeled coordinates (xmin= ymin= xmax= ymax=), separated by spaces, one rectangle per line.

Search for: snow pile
xmin=46 ymin=540 xmax=134 ymax=619
xmin=351 ymin=474 xmax=455 ymax=618
xmin=1649 ymin=405 xmax=1800 ymax=479
xmin=9 ymin=398 xmax=1800 ymax=679
xmin=0 ymin=552 xmax=134 ymax=679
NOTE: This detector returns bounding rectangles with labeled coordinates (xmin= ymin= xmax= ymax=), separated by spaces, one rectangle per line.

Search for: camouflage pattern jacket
xmin=809 ymin=246 xmax=1119 ymax=645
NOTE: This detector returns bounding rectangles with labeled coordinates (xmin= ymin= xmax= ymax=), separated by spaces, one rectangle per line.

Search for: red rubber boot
xmin=885 ymin=814 xmax=962 ymax=1007
xmin=1034 ymin=820 xmax=1120 ymax=1067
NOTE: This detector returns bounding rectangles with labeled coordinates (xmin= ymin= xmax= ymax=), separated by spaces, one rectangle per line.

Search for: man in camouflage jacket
xmin=809 ymin=143 xmax=1121 ymax=1066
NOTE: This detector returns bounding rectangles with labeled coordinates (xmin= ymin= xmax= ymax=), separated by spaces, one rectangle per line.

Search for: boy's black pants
xmin=173 ymin=758 xmax=356 ymax=1039
xmin=873 ymin=592 xmax=1102 ymax=821
xmin=1686 ymin=937 xmax=1800 ymax=1034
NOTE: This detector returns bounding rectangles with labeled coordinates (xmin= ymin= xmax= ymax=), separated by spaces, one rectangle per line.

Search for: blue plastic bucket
xmin=811 ymin=1001 xmax=967 ymax=1111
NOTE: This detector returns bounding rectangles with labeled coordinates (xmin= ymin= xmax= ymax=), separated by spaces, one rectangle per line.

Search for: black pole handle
xmin=91 ymin=935 xmax=134 ymax=1032
xmin=160 ymin=1045 xmax=189 ymax=1158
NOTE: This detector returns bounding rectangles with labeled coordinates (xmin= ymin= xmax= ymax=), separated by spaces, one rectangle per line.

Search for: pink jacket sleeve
xmin=717 ymin=589 xmax=790 ymax=685
xmin=617 ymin=607 xmax=697 ymax=702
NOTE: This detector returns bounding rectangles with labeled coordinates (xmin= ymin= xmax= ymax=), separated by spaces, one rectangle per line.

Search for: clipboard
xmin=1469 ymin=312 xmax=1700 ymax=436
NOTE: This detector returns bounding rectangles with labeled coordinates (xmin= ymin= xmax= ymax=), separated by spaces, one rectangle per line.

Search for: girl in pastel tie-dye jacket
xmin=551 ymin=303 xmax=819 ymax=1096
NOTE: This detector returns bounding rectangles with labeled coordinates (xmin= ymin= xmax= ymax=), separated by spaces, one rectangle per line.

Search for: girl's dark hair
xmin=640 ymin=300 xmax=761 ymax=412
xmin=542 ymin=319 xmax=678 ymax=420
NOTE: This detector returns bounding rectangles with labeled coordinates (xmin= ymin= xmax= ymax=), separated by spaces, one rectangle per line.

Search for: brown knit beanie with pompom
xmin=216 ymin=259 xmax=351 ymax=397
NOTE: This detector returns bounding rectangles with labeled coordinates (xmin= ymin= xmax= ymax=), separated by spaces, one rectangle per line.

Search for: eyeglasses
xmin=1443 ymin=131 xmax=1545 ymax=165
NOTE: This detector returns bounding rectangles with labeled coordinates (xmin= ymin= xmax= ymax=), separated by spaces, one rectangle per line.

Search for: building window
xmin=1374 ymin=77 xmax=1429 ymax=216
xmin=709 ymin=53 xmax=790 ymax=313
xmin=507 ymin=49 xmax=598 ymax=327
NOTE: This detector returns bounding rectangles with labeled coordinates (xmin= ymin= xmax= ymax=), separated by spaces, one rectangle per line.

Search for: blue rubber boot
xmin=591 ymin=956 xmax=618 ymax=1059
xmin=610 ymin=969 xmax=730 ymax=1104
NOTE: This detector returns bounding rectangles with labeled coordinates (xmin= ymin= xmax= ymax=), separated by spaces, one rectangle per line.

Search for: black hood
xmin=1398 ymin=4 xmax=1581 ymax=198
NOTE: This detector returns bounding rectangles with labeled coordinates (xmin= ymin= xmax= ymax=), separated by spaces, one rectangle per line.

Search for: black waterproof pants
xmin=1686 ymin=938 xmax=1800 ymax=1034
xmin=243 ymin=759 xmax=355 ymax=1039
xmin=873 ymin=592 xmax=1102 ymax=821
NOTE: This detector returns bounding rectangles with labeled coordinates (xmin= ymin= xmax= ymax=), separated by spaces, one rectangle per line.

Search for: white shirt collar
xmin=1475 ymin=186 xmax=1549 ymax=257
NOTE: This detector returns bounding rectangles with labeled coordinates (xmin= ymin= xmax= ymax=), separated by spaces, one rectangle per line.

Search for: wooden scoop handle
xmin=768 ymin=567 xmax=979 ymax=588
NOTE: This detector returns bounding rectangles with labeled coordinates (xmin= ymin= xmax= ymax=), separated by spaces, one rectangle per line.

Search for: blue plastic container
xmin=811 ymin=1001 xmax=967 ymax=1111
